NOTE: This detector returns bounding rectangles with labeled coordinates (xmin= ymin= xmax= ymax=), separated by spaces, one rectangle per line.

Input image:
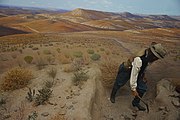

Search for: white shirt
xmin=130 ymin=57 xmax=142 ymax=91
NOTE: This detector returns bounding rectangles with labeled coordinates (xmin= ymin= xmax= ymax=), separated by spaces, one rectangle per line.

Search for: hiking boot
xmin=110 ymin=95 xmax=115 ymax=103
xmin=132 ymin=104 xmax=146 ymax=111
xmin=110 ymin=87 xmax=117 ymax=103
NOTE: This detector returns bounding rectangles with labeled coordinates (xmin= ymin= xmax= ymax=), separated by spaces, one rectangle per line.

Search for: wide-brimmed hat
xmin=150 ymin=43 xmax=167 ymax=59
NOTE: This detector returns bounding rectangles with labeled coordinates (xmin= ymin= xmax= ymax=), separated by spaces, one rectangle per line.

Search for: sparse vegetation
xmin=36 ymin=57 xmax=46 ymax=70
xmin=35 ymin=87 xmax=53 ymax=106
xmin=91 ymin=53 xmax=101 ymax=61
xmin=73 ymin=51 xmax=83 ymax=58
xmin=72 ymin=58 xmax=83 ymax=71
xmin=11 ymin=54 xmax=17 ymax=59
xmin=2 ymin=67 xmax=33 ymax=91
xmin=27 ymin=111 xmax=38 ymax=120
xmin=43 ymin=49 xmax=51 ymax=55
xmin=87 ymin=49 xmax=94 ymax=54
xmin=44 ymin=80 xmax=54 ymax=88
xmin=47 ymin=67 xmax=57 ymax=80
xmin=26 ymin=88 xmax=35 ymax=102
xmin=63 ymin=64 xmax=74 ymax=73
xmin=56 ymin=48 xmax=61 ymax=53
xmin=24 ymin=56 xmax=33 ymax=64
xmin=32 ymin=47 xmax=39 ymax=50
xmin=46 ymin=56 xmax=55 ymax=65
xmin=73 ymin=70 xmax=89 ymax=86
xmin=100 ymin=58 xmax=119 ymax=87
xmin=59 ymin=54 xmax=72 ymax=64
xmin=100 ymin=48 xmax=105 ymax=51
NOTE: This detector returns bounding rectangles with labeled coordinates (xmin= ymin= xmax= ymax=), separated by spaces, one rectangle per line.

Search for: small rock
xmin=54 ymin=103 xmax=57 ymax=106
xmin=131 ymin=112 xmax=137 ymax=117
xmin=74 ymin=92 xmax=80 ymax=96
xmin=171 ymin=99 xmax=180 ymax=107
xmin=59 ymin=110 xmax=66 ymax=115
xmin=159 ymin=106 xmax=166 ymax=111
xmin=59 ymin=96 xmax=61 ymax=98
xmin=3 ymin=114 xmax=11 ymax=119
xmin=41 ymin=112 xmax=49 ymax=117
xmin=162 ymin=111 xmax=168 ymax=115
xmin=67 ymin=105 xmax=73 ymax=109
xmin=72 ymin=101 xmax=78 ymax=104
xmin=61 ymin=103 xmax=66 ymax=108
xmin=66 ymin=96 xmax=72 ymax=99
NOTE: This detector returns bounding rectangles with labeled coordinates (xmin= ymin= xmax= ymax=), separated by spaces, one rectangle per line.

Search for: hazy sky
xmin=0 ymin=0 xmax=180 ymax=15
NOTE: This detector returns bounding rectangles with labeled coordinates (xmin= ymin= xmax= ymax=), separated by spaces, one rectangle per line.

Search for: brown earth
xmin=0 ymin=8 xmax=179 ymax=120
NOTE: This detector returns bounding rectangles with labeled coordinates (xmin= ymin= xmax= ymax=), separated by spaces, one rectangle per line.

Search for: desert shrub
xmin=26 ymin=88 xmax=35 ymax=102
xmin=37 ymin=51 xmax=40 ymax=55
xmin=27 ymin=111 xmax=38 ymax=120
xmin=36 ymin=57 xmax=46 ymax=70
xmin=0 ymin=97 xmax=6 ymax=106
xmin=11 ymin=54 xmax=17 ymax=59
xmin=44 ymin=80 xmax=54 ymax=88
xmin=47 ymin=67 xmax=57 ymax=80
xmin=2 ymin=67 xmax=33 ymax=91
xmin=59 ymin=54 xmax=72 ymax=64
xmin=32 ymin=47 xmax=39 ymax=50
xmin=56 ymin=48 xmax=61 ymax=53
xmin=24 ymin=56 xmax=33 ymax=64
xmin=82 ymin=55 xmax=90 ymax=65
xmin=100 ymin=48 xmax=105 ymax=51
xmin=87 ymin=49 xmax=94 ymax=54
xmin=100 ymin=58 xmax=119 ymax=87
xmin=19 ymin=49 xmax=23 ymax=54
xmin=63 ymin=64 xmax=74 ymax=73
xmin=35 ymin=87 xmax=53 ymax=106
xmin=49 ymin=43 xmax=53 ymax=46
xmin=0 ymin=55 xmax=8 ymax=61
xmin=105 ymin=50 xmax=111 ymax=55
xmin=73 ymin=51 xmax=83 ymax=58
xmin=43 ymin=50 xmax=51 ymax=55
xmin=0 ymin=95 xmax=6 ymax=111
xmin=46 ymin=56 xmax=55 ymax=65
xmin=72 ymin=59 xmax=83 ymax=71
xmin=73 ymin=70 xmax=89 ymax=86
xmin=91 ymin=53 xmax=101 ymax=61
xmin=28 ymin=45 xmax=33 ymax=48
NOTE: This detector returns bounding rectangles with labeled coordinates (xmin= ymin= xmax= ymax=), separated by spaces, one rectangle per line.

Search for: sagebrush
xmin=100 ymin=58 xmax=119 ymax=87
xmin=2 ymin=67 xmax=33 ymax=91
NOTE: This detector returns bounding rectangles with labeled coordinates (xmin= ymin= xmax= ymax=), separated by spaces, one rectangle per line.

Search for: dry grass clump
xmin=63 ymin=64 xmax=74 ymax=73
xmin=73 ymin=51 xmax=83 ymax=58
xmin=100 ymin=58 xmax=119 ymax=87
xmin=59 ymin=53 xmax=72 ymax=64
xmin=82 ymin=55 xmax=90 ymax=65
xmin=91 ymin=53 xmax=101 ymax=61
xmin=51 ymin=114 xmax=65 ymax=120
xmin=73 ymin=70 xmax=89 ymax=86
xmin=87 ymin=49 xmax=94 ymax=54
xmin=24 ymin=56 xmax=33 ymax=64
xmin=36 ymin=57 xmax=46 ymax=70
xmin=1 ymin=67 xmax=33 ymax=91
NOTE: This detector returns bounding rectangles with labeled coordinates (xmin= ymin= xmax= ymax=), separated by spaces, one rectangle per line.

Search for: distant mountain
xmin=147 ymin=15 xmax=178 ymax=21
xmin=0 ymin=5 xmax=69 ymax=15
xmin=63 ymin=8 xmax=113 ymax=20
xmin=119 ymin=12 xmax=143 ymax=19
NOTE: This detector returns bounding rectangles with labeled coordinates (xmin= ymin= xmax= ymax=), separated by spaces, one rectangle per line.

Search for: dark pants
xmin=112 ymin=63 xmax=147 ymax=105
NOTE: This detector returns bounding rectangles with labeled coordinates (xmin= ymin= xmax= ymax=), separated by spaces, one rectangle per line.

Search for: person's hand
xmin=132 ymin=90 xmax=139 ymax=96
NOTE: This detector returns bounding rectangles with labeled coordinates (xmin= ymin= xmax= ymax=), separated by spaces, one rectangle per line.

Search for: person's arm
xmin=130 ymin=57 xmax=142 ymax=95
